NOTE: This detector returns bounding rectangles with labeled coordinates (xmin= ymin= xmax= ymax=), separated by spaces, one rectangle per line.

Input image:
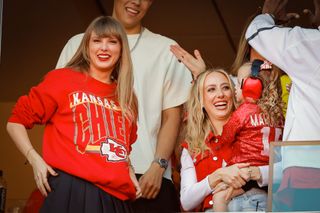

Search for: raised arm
xmin=303 ymin=0 xmax=320 ymax=28
xmin=170 ymin=44 xmax=206 ymax=79
xmin=261 ymin=0 xmax=299 ymax=24
xmin=246 ymin=0 xmax=320 ymax=82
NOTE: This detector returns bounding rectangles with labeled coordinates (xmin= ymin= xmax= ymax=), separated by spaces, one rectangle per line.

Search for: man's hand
xmin=138 ymin=162 xmax=165 ymax=199
xmin=262 ymin=0 xmax=299 ymax=25
xmin=303 ymin=0 xmax=320 ymax=28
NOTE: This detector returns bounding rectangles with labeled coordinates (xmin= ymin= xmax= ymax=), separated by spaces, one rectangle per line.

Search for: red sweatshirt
xmin=8 ymin=68 xmax=137 ymax=200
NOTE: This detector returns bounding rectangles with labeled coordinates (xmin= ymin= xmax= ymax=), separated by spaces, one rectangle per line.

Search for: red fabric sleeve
xmin=128 ymin=122 xmax=137 ymax=153
xmin=8 ymin=71 xmax=59 ymax=129
xmin=220 ymin=111 xmax=242 ymax=145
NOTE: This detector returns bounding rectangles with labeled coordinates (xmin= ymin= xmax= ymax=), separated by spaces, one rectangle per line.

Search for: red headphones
xmin=241 ymin=59 xmax=264 ymax=100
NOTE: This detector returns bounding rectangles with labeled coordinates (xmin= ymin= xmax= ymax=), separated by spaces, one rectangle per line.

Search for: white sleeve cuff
xmin=257 ymin=165 xmax=269 ymax=187
xmin=258 ymin=13 xmax=276 ymax=24
xmin=205 ymin=175 xmax=214 ymax=193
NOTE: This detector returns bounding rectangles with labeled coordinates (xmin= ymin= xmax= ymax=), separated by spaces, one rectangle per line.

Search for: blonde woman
xmin=7 ymin=16 xmax=139 ymax=213
xmin=180 ymin=69 xmax=254 ymax=211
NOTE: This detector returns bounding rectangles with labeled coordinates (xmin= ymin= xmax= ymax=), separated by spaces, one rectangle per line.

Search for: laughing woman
xmin=179 ymin=69 xmax=265 ymax=212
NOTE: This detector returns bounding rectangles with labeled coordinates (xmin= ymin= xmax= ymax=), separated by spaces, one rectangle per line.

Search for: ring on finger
xmin=248 ymin=167 xmax=252 ymax=178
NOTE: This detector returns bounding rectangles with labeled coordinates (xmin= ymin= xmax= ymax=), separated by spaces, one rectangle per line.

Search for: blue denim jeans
xmin=228 ymin=188 xmax=267 ymax=212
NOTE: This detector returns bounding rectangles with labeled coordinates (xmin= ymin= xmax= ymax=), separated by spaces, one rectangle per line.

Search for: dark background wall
xmin=0 ymin=0 xmax=313 ymax=101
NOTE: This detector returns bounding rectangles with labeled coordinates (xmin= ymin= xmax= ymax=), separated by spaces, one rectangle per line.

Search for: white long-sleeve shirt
xmin=246 ymin=14 xmax=320 ymax=142
xmin=246 ymin=14 xmax=320 ymax=170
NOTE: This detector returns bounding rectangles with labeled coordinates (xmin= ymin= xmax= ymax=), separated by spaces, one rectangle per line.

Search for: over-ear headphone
xmin=241 ymin=59 xmax=264 ymax=100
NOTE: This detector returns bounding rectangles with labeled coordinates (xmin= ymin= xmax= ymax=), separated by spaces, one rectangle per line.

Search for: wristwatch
xmin=153 ymin=158 xmax=168 ymax=169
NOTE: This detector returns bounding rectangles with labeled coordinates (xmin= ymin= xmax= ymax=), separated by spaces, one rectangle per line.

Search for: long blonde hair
xmin=229 ymin=9 xmax=284 ymax=127
xmin=258 ymin=68 xmax=284 ymax=127
xmin=239 ymin=61 xmax=284 ymax=127
xmin=66 ymin=16 xmax=138 ymax=122
xmin=229 ymin=9 xmax=262 ymax=76
xmin=185 ymin=68 xmax=235 ymax=158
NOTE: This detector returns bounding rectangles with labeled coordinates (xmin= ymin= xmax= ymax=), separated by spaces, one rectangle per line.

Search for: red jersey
xmin=8 ymin=68 xmax=137 ymax=200
xmin=221 ymin=102 xmax=283 ymax=166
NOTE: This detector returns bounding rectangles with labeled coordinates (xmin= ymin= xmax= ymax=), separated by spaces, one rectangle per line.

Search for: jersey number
xmin=261 ymin=127 xmax=282 ymax=156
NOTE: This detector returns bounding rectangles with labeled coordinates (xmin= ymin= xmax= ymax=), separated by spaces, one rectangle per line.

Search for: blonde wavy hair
xmin=257 ymin=67 xmax=284 ymax=127
xmin=228 ymin=9 xmax=284 ymax=127
xmin=185 ymin=68 xmax=235 ymax=158
xmin=239 ymin=62 xmax=284 ymax=127
xmin=66 ymin=16 xmax=138 ymax=122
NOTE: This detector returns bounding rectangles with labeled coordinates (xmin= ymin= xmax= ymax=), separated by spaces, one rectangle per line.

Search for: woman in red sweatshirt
xmin=7 ymin=16 xmax=139 ymax=213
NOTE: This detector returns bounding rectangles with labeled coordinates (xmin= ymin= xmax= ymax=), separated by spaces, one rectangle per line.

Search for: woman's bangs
xmin=94 ymin=22 xmax=121 ymax=40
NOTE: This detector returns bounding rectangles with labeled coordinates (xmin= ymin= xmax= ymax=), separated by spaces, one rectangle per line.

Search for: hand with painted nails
xmin=170 ymin=44 xmax=206 ymax=80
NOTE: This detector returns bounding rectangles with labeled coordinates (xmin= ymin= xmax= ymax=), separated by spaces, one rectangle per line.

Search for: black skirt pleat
xmin=40 ymin=170 xmax=133 ymax=213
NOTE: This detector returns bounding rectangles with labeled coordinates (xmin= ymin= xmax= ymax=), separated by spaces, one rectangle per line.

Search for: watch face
xmin=159 ymin=159 xmax=168 ymax=168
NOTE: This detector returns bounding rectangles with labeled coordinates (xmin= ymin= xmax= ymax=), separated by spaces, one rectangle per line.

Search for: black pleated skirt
xmin=40 ymin=170 xmax=133 ymax=213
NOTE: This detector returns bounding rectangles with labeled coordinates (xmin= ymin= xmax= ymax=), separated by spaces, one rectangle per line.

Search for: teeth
xmin=127 ymin=8 xmax=139 ymax=14
xmin=214 ymin=101 xmax=227 ymax=107
xmin=98 ymin=55 xmax=110 ymax=58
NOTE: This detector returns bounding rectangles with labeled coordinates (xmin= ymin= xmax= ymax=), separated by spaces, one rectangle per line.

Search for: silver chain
xmin=130 ymin=27 xmax=145 ymax=52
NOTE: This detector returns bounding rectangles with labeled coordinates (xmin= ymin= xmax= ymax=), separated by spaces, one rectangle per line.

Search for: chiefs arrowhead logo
xmin=101 ymin=138 xmax=127 ymax=162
